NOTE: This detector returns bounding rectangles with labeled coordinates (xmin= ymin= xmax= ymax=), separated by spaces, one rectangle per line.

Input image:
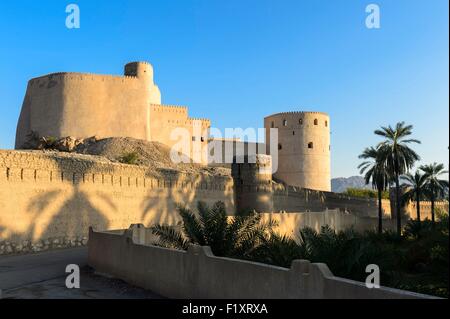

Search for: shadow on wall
xmin=140 ymin=170 xmax=234 ymax=227
xmin=0 ymin=150 xmax=235 ymax=255
xmin=0 ymin=156 xmax=110 ymax=254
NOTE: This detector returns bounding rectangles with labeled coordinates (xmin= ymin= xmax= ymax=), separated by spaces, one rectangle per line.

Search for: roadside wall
xmin=88 ymin=225 xmax=436 ymax=299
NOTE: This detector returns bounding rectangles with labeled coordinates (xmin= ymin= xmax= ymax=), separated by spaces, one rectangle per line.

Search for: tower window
xmin=308 ymin=142 xmax=314 ymax=149
xmin=278 ymin=143 xmax=282 ymax=150
xmin=192 ymin=136 xmax=196 ymax=142
xmin=283 ymin=119 xmax=288 ymax=126
xmin=293 ymin=131 xmax=295 ymax=135
xmin=271 ymin=121 xmax=274 ymax=128
xmin=325 ymin=120 xmax=328 ymax=127
xmin=314 ymin=119 xmax=318 ymax=125
xmin=201 ymin=137 xmax=205 ymax=142
xmin=299 ymin=118 xmax=303 ymax=125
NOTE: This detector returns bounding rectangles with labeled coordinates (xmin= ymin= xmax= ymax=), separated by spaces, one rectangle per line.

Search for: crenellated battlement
xmin=264 ymin=109 xmax=331 ymax=191
xmin=264 ymin=111 xmax=329 ymax=119
xmin=0 ymin=150 xmax=234 ymax=191
xmin=187 ymin=118 xmax=211 ymax=124
xmin=150 ymin=104 xmax=188 ymax=113
xmin=28 ymin=72 xmax=140 ymax=87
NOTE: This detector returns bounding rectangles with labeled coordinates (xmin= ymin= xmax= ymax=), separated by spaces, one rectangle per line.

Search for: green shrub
xmin=436 ymin=207 xmax=449 ymax=222
xmin=343 ymin=187 xmax=390 ymax=199
xmin=118 ymin=152 xmax=139 ymax=165
xmin=41 ymin=136 xmax=58 ymax=149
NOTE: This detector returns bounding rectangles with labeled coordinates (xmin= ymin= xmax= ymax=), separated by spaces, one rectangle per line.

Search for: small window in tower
xmin=271 ymin=121 xmax=274 ymax=128
xmin=314 ymin=119 xmax=318 ymax=125
xmin=299 ymin=118 xmax=303 ymax=125
xmin=201 ymin=137 xmax=205 ymax=142
xmin=308 ymin=142 xmax=314 ymax=149
xmin=325 ymin=120 xmax=328 ymax=127
xmin=192 ymin=136 xmax=196 ymax=142
xmin=283 ymin=119 xmax=287 ymax=126
xmin=292 ymin=131 xmax=295 ymax=135
xmin=278 ymin=143 xmax=282 ymax=150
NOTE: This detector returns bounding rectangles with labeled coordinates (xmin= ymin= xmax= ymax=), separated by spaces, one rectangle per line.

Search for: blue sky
xmin=0 ymin=0 xmax=448 ymax=178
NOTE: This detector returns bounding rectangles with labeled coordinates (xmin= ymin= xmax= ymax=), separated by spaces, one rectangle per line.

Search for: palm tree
xmin=358 ymin=146 xmax=390 ymax=234
xmin=150 ymin=201 xmax=277 ymax=258
xmin=375 ymin=122 xmax=420 ymax=235
xmin=420 ymin=163 xmax=449 ymax=225
xmin=402 ymin=171 xmax=427 ymax=223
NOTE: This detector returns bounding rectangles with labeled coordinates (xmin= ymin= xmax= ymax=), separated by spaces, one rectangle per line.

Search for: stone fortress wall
xmin=15 ymin=62 xmax=210 ymax=162
xmin=148 ymin=104 xmax=210 ymax=163
xmin=0 ymin=150 xmax=447 ymax=255
xmin=264 ymin=112 xmax=331 ymax=191
xmin=0 ymin=150 xmax=233 ymax=255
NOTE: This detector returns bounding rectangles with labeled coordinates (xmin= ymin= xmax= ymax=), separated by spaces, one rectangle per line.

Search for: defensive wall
xmin=260 ymin=210 xmax=400 ymax=238
xmin=208 ymin=138 xmax=266 ymax=167
xmin=149 ymin=104 xmax=210 ymax=163
xmin=0 ymin=150 xmax=447 ymax=255
xmin=0 ymin=150 xmax=233 ymax=255
xmin=16 ymin=62 xmax=159 ymax=148
xmin=88 ymin=225 xmax=436 ymax=299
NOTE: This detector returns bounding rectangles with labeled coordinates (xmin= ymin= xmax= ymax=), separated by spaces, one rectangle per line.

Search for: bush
xmin=35 ymin=136 xmax=58 ymax=150
xmin=118 ymin=152 xmax=139 ymax=165
xmin=343 ymin=187 xmax=389 ymax=199
xmin=256 ymin=222 xmax=448 ymax=297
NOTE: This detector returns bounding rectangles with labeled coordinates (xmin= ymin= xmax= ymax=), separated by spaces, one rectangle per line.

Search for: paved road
xmin=0 ymin=247 xmax=88 ymax=291
xmin=0 ymin=248 xmax=162 ymax=299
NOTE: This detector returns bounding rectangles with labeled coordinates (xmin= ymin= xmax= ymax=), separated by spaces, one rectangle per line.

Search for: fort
xmin=1 ymin=61 xmax=447 ymax=255
xmin=15 ymin=62 xmax=210 ymax=162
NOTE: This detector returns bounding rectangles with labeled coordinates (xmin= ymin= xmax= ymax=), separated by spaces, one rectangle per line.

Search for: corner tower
xmin=124 ymin=61 xmax=161 ymax=104
xmin=232 ymin=155 xmax=273 ymax=213
xmin=264 ymin=111 xmax=331 ymax=191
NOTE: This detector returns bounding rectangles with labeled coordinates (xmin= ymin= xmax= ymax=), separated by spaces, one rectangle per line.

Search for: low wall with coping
xmin=88 ymin=225 xmax=436 ymax=299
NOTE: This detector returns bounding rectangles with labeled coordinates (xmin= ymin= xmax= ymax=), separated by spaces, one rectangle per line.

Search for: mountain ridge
xmin=331 ymin=176 xmax=372 ymax=193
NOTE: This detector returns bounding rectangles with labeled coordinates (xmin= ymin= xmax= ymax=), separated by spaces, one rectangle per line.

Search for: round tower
xmin=264 ymin=111 xmax=331 ymax=191
xmin=124 ymin=61 xmax=154 ymax=81
xmin=232 ymin=154 xmax=273 ymax=213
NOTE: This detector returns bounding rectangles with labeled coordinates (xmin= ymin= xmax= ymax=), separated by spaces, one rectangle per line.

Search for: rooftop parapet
xmin=264 ymin=111 xmax=329 ymax=119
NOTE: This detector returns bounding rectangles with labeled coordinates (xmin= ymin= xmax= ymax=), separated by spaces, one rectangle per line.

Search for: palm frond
xmin=177 ymin=205 xmax=206 ymax=245
xmin=150 ymin=224 xmax=189 ymax=250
